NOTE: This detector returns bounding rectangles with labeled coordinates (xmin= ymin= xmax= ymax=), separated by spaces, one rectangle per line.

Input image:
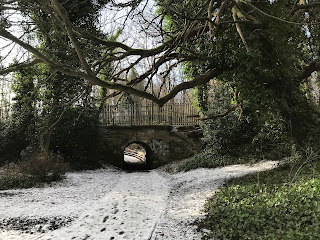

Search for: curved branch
xmin=75 ymin=31 xmax=134 ymax=52
xmin=127 ymin=52 xmax=206 ymax=87
xmin=0 ymin=26 xmax=223 ymax=106
xmin=51 ymin=0 xmax=93 ymax=75
xmin=0 ymin=59 xmax=42 ymax=75
xmin=298 ymin=61 xmax=320 ymax=80
xmin=210 ymin=0 xmax=230 ymax=39
xmin=0 ymin=28 xmax=58 ymax=67
xmin=290 ymin=2 xmax=320 ymax=15
xmin=77 ymin=22 xmax=208 ymax=62
xmin=158 ymin=68 xmax=222 ymax=105
xmin=239 ymin=0 xmax=303 ymax=25
xmin=232 ymin=6 xmax=250 ymax=52
xmin=0 ymin=0 xmax=18 ymax=3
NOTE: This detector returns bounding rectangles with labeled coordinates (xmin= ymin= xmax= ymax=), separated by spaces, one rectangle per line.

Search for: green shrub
xmin=195 ymin=81 xmax=293 ymax=169
xmin=202 ymin=108 xmax=292 ymax=161
xmin=251 ymin=114 xmax=293 ymax=160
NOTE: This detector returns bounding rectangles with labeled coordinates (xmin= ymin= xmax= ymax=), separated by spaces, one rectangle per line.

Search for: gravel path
xmin=0 ymin=161 xmax=278 ymax=240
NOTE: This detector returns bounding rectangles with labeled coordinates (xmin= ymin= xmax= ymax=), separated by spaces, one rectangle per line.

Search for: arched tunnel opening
xmin=123 ymin=142 xmax=153 ymax=170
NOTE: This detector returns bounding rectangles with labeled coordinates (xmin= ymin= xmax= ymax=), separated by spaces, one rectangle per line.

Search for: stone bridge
xmin=102 ymin=125 xmax=203 ymax=169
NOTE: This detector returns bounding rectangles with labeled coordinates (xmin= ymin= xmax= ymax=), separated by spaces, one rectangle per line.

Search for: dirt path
xmin=0 ymin=161 xmax=278 ymax=240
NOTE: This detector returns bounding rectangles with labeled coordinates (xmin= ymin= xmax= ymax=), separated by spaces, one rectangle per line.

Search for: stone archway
xmin=123 ymin=141 xmax=153 ymax=170
xmin=103 ymin=125 xmax=201 ymax=168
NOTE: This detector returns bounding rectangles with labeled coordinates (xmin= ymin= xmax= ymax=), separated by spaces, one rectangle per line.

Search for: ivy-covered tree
xmin=10 ymin=67 xmax=38 ymax=158
xmin=158 ymin=0 xmax=320 ymax=151
xmin=4 ymin=0 xmax=109 ymax=166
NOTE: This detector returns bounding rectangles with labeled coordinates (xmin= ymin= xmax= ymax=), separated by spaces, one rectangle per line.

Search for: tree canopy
xmin=1 ymin=0 xmax=319 ymax=107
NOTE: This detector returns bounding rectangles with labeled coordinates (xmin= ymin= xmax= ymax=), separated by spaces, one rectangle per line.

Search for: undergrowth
xmin=0 ymin=151 xmax=69 ymax=190
xmin=199 ymin=147 xmax=320 ymax=240
xmin=177 ymin=149 xmax=254 ymax=172
xmin=0 ymin=175 xmax=41 ymax=190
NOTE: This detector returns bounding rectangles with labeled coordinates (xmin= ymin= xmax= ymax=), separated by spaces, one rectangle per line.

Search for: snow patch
xmin=0 ymin=161 xmax=278 ymax=240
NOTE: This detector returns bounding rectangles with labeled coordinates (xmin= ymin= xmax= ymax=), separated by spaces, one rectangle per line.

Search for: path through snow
xmin=0 ymin=161 xmax=278 ymax=240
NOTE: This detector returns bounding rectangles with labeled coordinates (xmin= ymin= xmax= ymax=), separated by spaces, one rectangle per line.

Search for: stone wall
xmin=102 ymin=125 xmax=202 ymax=168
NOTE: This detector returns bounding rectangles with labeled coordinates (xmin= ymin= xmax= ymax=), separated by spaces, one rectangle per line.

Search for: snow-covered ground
xmin=0 ymin=161 xmax=279 ymax=240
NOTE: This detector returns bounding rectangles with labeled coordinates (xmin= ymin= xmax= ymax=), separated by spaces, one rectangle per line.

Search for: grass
xmin=199 ymin=148 xmax=320 ymax=240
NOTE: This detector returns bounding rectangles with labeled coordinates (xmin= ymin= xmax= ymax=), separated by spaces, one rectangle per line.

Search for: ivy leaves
xmin=202 ymin=179 xmax=320 ymax=240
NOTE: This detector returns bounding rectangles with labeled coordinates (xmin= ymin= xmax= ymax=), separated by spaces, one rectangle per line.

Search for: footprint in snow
xmin=102 ymin=216 xmax=109 ymax=223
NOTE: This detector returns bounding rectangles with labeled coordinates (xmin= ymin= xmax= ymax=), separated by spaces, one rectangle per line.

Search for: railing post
xmin=169 ymin=104 xmax=173 ymax=125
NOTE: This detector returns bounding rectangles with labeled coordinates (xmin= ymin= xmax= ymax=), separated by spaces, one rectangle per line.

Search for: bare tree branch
xmin=158 ymin=68 xmax=222 ymax=105
xmin=0 ymin=59 xmax=42 ymax=75
xmin=0 ymin=21 xmax=226 ymax=106
xmin=0 ymin=28 xmax=58 ymax=66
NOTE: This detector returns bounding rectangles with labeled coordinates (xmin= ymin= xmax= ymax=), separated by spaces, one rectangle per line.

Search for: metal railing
xmin=100 ymin=103 xmax=200 ymax=126
xmin=124 ymin=150 xmax=146 ymax=162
